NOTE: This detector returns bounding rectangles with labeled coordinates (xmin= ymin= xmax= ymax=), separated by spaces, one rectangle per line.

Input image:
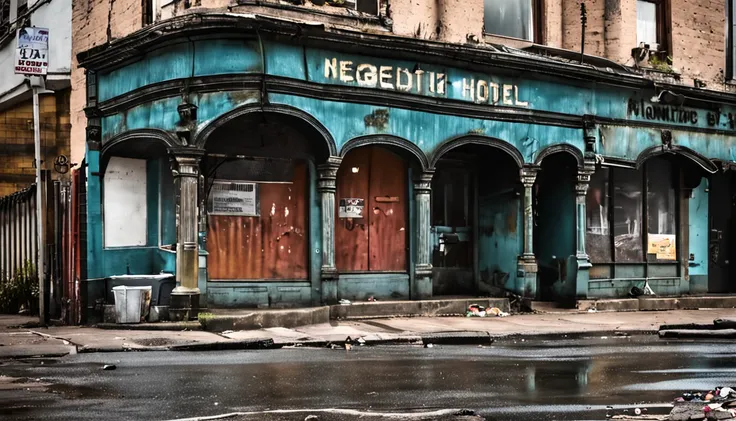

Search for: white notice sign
xmin=15 ymin=27 xmax=49 ymax=75
xmin=208 ymin=181 xmax=259 ymax=216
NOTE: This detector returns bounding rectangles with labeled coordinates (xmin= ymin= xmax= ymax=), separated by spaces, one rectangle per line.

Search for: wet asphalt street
xmin=1 ymin=335 xmax=736 ymax=421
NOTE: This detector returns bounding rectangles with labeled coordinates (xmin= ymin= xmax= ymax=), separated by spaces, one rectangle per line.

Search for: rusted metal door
xmin=207 ymin=162 xmax=309 ymax=280
xmin=336 ymin=147 xmax=407 ymax=272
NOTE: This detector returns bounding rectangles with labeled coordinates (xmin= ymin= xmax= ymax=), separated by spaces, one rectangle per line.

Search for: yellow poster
xmin=647 ymin=234 xmax=676 ymax=260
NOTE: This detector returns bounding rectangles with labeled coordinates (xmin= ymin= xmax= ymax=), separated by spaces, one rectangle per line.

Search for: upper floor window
xmin=636 ymin=0 xmax=669 ymax=52
xmin=483 ymin=0 xmax=541 ymax=42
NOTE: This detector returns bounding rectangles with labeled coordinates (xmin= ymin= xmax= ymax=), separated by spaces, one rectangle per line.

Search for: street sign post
xmin=15 ymin=27 xmax=49 ymax=324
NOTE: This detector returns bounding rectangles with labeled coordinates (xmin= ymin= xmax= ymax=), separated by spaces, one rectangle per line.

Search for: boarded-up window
xmin=104 ymin=157 xmax=148 ymax=247
xmin=206 ymin=158 xmax=308 ymax=280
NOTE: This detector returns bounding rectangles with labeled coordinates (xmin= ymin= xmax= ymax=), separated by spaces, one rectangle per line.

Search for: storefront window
xmin=584 ymin=159 xmax=677 ymax=263
xmin=613 ymin=168 xmax=644 ymax=262
xmin=586 ymin=168 xmax=611 ymax=262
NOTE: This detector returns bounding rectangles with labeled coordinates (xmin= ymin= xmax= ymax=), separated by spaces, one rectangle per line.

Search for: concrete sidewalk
xmin=2 ymin=308 xmax=736 ymax=358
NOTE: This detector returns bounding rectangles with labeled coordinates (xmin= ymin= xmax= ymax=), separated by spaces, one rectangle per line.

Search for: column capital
xmin=169 ymin=147 xmax=205 ymax=178
xmin=413 ymin=170 xmax=435 ymax=194
xmin=318 ymin=156 xmax=342 ymax=193
xmin=576 ymin=161 xmax=596 ymax=196
xmin=520 ymin=165 xmax=540 ymax=187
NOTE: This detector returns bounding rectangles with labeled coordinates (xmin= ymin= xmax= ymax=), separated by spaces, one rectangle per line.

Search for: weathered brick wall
xmin=71 ymin=0 xmax=144 ymax=168
xmin=0 ymin=92 xmax=71 ymax=198
xmin=671 ymin=0 xmax=730 ymax=90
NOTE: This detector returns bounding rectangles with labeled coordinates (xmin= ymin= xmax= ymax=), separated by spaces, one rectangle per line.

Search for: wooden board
xmin=207 ymin=162 xmax=308 ymax=280
xmin=368 ymin=147 xmax=407 ymax=271
xmin=335 ymin=149 xmax=370 ymax=271
xmin=335 ymin=146 xmax=407 ymax=272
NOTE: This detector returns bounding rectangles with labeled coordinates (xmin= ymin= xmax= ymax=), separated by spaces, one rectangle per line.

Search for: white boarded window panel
xmin=104 ymin=157 xmax=147 ymax=247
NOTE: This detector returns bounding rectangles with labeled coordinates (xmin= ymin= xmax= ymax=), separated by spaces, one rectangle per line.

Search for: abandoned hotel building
xmin=70 ymin=0 xmax=736 ymax=317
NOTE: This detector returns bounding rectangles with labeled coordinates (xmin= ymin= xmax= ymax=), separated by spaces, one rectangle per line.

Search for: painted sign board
xmin=339 ymin=198 xmax=364 ymax=218
xmin=647 ymin=233 xmax=676 ymax=260
xmin=15 ymin=27 xmax=49 ymax=75
xmin=208 ymin=181 xmax=259 ymax=216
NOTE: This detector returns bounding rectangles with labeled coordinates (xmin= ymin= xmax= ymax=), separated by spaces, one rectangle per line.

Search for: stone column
xmin=518 ymin=165 xmax=539 ymax=297
xmin=574 ymin=162 xmax=595 ymax=298
xmin=169 ymin=147 xmax=205 ymax=321
xmin=413 ymin=170 xmax=434 ymax=299
xmin=318 ymin=157 xmax=341 ymax=304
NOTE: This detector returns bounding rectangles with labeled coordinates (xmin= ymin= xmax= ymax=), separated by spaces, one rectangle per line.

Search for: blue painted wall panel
xmin=98 ymin=39 xmax=261 ymax=102
xmin=477 ymin=191 xmax=521 ymax=294
xmin=689 ymin=177 xmax=709 ymax=294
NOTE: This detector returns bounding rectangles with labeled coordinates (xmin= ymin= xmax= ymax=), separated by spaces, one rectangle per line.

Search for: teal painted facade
xmin=78 ymin=15 xmax=736 ymax=311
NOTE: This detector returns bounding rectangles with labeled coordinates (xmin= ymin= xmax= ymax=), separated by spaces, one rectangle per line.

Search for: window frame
xmin=586 ymin=161 xmax=680 ymax=265
xmin=482 ymin=0 xmax=545 ymax=44
xmin=636 ymin=0 xmax=671 ymax=54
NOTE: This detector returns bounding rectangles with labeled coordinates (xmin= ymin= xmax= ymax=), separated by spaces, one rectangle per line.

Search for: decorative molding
xmin=340 ymin=135 xmax=430 ymax=171
xmin=317 ymin=156 xmax=342 ymax=193
xmin=520 ymin=165 xmax=540 ymax=186
xmin=76 ymin=13 xmax=652 ymax=93
xmin=100 ymin=128 xmax=181 ymax=159
xmin=413 ymin=170 xmax=435 ymax=194
xmin=533 ymin=143 xmax=585 ymax=167
xmin=193 ymin=103 xmax=337 ymax=157
xmin=430 ymin=134 xmax=525 ymax=169
xmin=635 ymin=144 xmax=718 ymax=174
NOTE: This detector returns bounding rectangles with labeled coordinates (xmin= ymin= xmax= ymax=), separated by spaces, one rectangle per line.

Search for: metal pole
xmin=33 ymin=84 xmax=45 ymax=325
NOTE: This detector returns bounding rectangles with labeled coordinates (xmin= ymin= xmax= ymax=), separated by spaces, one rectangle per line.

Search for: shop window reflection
xmin=613 ymin=168 xmax=644 ymax=262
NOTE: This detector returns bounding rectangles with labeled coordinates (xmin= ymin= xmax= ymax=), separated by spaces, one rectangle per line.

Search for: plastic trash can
xmin=112 ymin=286 xmax=152 ymax=324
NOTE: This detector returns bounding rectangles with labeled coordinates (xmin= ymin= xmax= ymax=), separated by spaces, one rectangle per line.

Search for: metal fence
xmin=0 ymin=184 xmax=38 ymax=280
xmin=0 ymin=172 xmax=76 ymax=323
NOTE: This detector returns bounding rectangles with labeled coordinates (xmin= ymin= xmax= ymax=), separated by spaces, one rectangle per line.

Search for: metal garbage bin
xmin=112 ymin=286 xmax=152 ymax=324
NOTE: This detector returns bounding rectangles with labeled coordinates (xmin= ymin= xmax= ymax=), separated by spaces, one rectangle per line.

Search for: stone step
xmin=578 ymin=296 xmax=736 ymax=312
xmin=329 ymin=297 xmax=510 ymax=320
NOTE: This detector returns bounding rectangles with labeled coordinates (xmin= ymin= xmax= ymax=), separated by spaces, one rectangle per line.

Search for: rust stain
xmin=364 ymin=109 xmax=390 ymax=130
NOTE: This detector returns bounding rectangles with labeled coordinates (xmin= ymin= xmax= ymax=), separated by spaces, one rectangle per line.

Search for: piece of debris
xmin=339 ymin=299 xmax=351 ymax=305
xmin=344 ymin=343 xmax=352 ymax=351
xmin=357 ymin=337 xmax=366 ymax=345
xmin=221 ymin=330 xmax=234 ymax=335
xmin=425 ymin=343 xmax=434 ymax=348
xmin=588 ymin=308 xmax=597 ymax=313
xmin=102 ymin=364 xmax=116 ymax=371
xmin=367 ymin=296 xmax=377 ymax=302
xmin=304 ymin=415 xmax=319 ymax=421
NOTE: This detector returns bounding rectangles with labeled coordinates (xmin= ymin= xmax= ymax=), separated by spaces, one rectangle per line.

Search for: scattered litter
xmin=588 ymin=308 xmax=597 ymax=313
xmin=339 ymin=299 xmax=351 ymax=305
xmin=367 ymin=296 xmax=377 ymax=302
xmin=425 ymin=343 xmax=434 ymax=348
xmin=344 ymin=343 xmax=352 ymax=351
xmin=221 ymin=330 xmax=234 ymax=335
xmin=61 ymin=340 xmax=70 ymax=345
xmin=607 ymin=385 xmax=736 ymax=419
xmin=102 ymin=364 xmax=116 ymax=371
xmin=357 ymin=337 xmax=366 ymax=345
xmin=304 ymin=415 xmax=319 ymax=421
xmin=601 ymin=336 xmax=609 ymax=339
xmin=214 ymin=402 xmax=219 ymax=406
xmin=466 ymin=304 xmax=509 ymax=318
xmin=366 ymin=392 xmax=378 ymax=396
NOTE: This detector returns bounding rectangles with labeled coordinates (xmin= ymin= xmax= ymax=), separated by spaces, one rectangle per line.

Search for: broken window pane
xmin=613 ymin=168 xmax=644 ymax=262
xmin=636 ymin=0 xmax=658 ymax=47
xmin=586 ymin=168 xmax=612 ymax=263
xmin=484 ymin=0 xmax=533 ymax=41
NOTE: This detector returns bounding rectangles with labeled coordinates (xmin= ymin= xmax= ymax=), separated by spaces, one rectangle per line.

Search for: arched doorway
xmin=430 ymin=138 xmax=524 ymax=296
xmin=334 ymin=138 xmax=426 ymax=300
xmin=200 ymin=109 xmax=333 ymax=307
xmin=534 ymin=152 xmax=578 ymax=302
